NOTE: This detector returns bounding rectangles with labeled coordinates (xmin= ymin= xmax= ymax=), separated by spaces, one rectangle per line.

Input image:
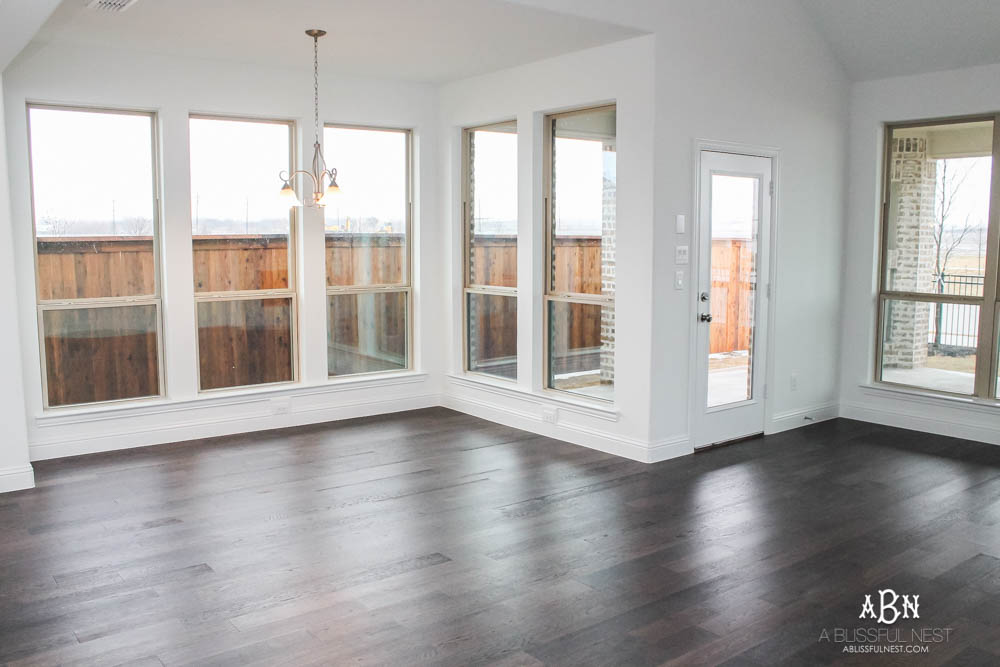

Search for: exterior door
xmin=694 ymin=150 xmax=772 ymax=448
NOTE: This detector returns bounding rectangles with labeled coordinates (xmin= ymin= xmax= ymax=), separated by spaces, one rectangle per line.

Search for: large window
xmin=190 ymin=116 xmax=296 ymax=390
xmin=323 ymin=125 xmax=411 ymax=376
xmin=878 ymin=117 xmax=999 ymax=397
xmin=463 ymin=121 xmax=517 ymax=380
xmin=544 ymin=105 xmax=616 ymax=401
xmin=28 ymin=105 xmax=163 ymax=407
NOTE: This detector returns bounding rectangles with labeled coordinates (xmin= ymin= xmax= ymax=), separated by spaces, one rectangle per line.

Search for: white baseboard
xmin=647 ymin=435 xmax=694 ymax=463
xmin=0 ymin=464 xmax=35 ymax=493
xmin=29 ymin=393 xmax=441 ymax=461
xmin=767 ymin=401 xmax=840 ymax=434
xmin=840 ymin=399 xmax=1000 ymax=446
xmin=442 ymin=391 xmax=691 ymax=464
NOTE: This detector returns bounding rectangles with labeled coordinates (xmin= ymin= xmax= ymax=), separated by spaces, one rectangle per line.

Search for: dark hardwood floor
xmin=3 ymin=409 xmax=1000 ymax=666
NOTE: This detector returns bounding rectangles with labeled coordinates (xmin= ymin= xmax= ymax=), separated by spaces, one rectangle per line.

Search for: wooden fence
xmin=36 ymin=234 xmax=753 ymax=404
xmin=709 ymin=239 xmax=754 ymax=355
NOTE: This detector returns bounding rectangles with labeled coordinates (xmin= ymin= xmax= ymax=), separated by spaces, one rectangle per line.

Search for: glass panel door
xmin=706 ymin=173 xmax=760 ymax=407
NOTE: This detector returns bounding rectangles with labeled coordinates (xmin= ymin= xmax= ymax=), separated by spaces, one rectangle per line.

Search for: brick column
xmin=600 ymin=142 xmax=616 ymax=383
xmin=882 ymin=135 xmax=936 ymax=369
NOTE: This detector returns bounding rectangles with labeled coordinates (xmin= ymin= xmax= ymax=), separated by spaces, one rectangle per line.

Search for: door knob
xmin=699 ymin=313 xmax=713 ymax=323
xmin=699 ymin=292 xmax=710 ymax=302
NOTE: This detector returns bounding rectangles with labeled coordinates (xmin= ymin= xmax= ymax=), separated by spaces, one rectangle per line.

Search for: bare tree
xmin=932 ymin=159 xmax=980 ymax=346
xmin=40 ymin=215 xmax=70 ymax=239
xmin=122 ymin=216 xmax=152 ymax=238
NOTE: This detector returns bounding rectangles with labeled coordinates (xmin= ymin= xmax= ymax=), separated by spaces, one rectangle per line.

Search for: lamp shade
xmin=279 ymin=181 xmax=302 ymax=207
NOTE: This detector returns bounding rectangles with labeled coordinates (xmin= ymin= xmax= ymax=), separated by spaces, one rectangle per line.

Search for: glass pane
xmin=467 ymin=293 xmax=517 ymax=379
xmin=198 ymin=298 xmax=293 ymax=390
xmin=328 ymin=291 xmax=408 ymax=376
xmin=324 ymin=127 xmax=408 ymax=287
xmin=469 ymin=123 xmax=517 ymax=288
xmin=190 ymin=118 xmax=292 ymax=292
xmin=29 ymin=107 xmax=156 ymax=300
xmin=880 ymin=298 xmax=977 ymax=395
xmin=884 ymin=121 xmax=993 ymax=297
xmin=548 ymin=300 xmax=614 ymax=400
xmin=707 ymin=174 xmax=759 ymax=408
xmin=550 ymin=107 xmax=616 ymax=296
xmin=42 ymin=305 xmax=159 ymax=407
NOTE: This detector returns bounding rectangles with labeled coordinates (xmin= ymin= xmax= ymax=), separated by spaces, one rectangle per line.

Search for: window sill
xmin=447 ymin=373 xmax=619 ymax=422
xmin=35 ymin=371 xmax=429 ymax=428
xmin=858 ymin=381 xmax=1000 ymax=414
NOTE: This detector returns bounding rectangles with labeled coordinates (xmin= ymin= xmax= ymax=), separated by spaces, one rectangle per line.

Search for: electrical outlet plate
xmin=541 ymin=406 xmax=558 ymax=424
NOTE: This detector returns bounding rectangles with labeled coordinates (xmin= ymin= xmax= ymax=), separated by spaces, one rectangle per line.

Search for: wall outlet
xmin=271 ymin=397 xmax=292 ymax=415
xmin=541 ymin=406 xmax=558 ymax=424
xmin=790 ymin=374 xmax=799 ymax=392
xmin=675 ymin=245 xmax=690 ymax=265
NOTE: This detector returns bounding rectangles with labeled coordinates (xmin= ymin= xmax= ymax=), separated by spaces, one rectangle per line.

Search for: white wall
xmin=0 ymin=76 xmax=35 ymax=492
xmin=438 ymin=36 xmax=665 ymax=462
xmin=2 ymin=0 xmax=854 ymax=476
xmin=645 ymin=0 xmax=849 ymax=442
xmin=2 ymin=41 xmax=444 ymax=462
xmin=840 ymin=62 xmax=1000 ymax=443
xmin=440 ymin=1 xmax=849 ymax=457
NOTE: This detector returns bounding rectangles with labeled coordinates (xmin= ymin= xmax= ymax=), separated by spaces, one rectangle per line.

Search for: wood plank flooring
xmin=3 ymin=409 xmax=1000 ymax=665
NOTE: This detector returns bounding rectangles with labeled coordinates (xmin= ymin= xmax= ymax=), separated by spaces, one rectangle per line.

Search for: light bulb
xmin=279 ymin=181 xmax=302 ymax=207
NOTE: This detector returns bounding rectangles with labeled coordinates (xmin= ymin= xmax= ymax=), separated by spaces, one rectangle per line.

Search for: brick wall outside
xmin=882 ymin=135 xmax=936 ymax=368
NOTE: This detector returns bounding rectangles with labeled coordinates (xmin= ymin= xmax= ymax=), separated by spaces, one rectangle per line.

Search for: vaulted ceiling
xmin=797 ymin=0 xmax=1000 ymax=81
xmin=27 ymin=0 xmax=641 ymax=84
xmin=5 ymin=1 xmax=1000 ymax=84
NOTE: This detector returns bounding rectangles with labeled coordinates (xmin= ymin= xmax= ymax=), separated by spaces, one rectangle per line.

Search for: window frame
xmin=542 ymin=103 xmax=617 ymax=403
xmin=188 ymin=113 xmax=299 ymax=393
xmin=27 ymin=103 xmax=166 ymax=409
xmin=875 ymin=113 xmax=1000 ymax=399
xmin=461 ymin=120 xmax=518 ymax=381
xmin=323 ymin=122 xmax=413 ymax=378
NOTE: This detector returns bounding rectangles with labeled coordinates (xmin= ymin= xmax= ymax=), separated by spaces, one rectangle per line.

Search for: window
xmin=543 ymin=105 xmax=616 ymax=401
xmin=28 ymin=105 xmax=163 ymax=407
xmin=190 ymin=116 xmax=296 ymax=390
xmin=324 ymin=125 xmax=411 ymax=376
xmin=877 ymin=117 xmax=999 ymax=397
xmin=463 ymin=121 xmax=517 ymax=379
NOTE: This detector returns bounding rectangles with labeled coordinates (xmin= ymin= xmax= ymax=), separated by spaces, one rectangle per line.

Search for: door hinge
xmin=768 ymin=181 xmax=774 ymax=196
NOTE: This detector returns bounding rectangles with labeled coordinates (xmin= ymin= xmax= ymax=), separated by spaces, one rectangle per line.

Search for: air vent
xmin=85 ymin=0 xmax=141 ymax=12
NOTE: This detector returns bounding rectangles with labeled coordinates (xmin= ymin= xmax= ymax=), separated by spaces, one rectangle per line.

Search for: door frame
xmin=688 ymin=139 xmax=782 ymax=447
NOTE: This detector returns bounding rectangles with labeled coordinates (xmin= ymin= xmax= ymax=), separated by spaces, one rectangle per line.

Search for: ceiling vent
xmin=85 ymin=0 xmax=141 ymax=12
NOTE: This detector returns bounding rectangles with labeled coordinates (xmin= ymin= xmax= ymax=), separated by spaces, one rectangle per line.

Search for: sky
xmin=711 ymin=174 xmax=758 ymax=241
xmin=30 ymin=107 xmax=154 ymax=236
xmin=323 ymin=126 xmax=407 ymax=232
xmin=30 ymin=108 xmax=615 ymax=241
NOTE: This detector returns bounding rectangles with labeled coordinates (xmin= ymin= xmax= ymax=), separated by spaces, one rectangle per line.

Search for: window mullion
xmin=975 ymin=115 xmax=1000 ymax=397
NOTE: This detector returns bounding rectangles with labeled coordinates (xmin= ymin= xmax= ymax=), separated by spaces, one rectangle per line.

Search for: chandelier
xmin=279 ymin=29 xmax=340 ymax=207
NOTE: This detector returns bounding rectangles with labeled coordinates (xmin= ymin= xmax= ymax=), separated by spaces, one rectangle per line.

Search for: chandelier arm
xmin=281 ymin=168 xmax=322 ymax=193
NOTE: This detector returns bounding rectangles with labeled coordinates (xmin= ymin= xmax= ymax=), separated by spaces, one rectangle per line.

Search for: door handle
xmin=699 ymin=292 xmax=710 ymax=302
xmin=699 ymin=313 xmax=713 ymax=323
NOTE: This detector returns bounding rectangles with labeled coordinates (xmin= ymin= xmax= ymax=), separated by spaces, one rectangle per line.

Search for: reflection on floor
xmin=882 ymin=366 xmax=975 ymax=395
xmin=708 ymin=352 xmax=750 ymax=407
xmin=7 ymin=412 xmax=1000 ymax=664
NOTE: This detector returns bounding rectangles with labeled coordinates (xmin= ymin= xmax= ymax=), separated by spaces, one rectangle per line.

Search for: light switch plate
xmin=675 ymin=214 xmax=686 ymax=234
xmin=674 ymin=270 xmax=685 ymax=290
xmin=675 ymin=245 xmax=690 ymax=265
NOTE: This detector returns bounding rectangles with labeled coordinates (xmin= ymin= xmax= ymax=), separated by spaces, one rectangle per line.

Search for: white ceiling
xmin=799 ymin=0 xmax=1000 ymax=81
xmin=31 ymin=0 xmax=642 ymax=84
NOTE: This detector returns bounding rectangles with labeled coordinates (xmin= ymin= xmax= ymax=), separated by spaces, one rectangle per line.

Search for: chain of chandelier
xmin=279 ymin=29 xmax=339 ymax=208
